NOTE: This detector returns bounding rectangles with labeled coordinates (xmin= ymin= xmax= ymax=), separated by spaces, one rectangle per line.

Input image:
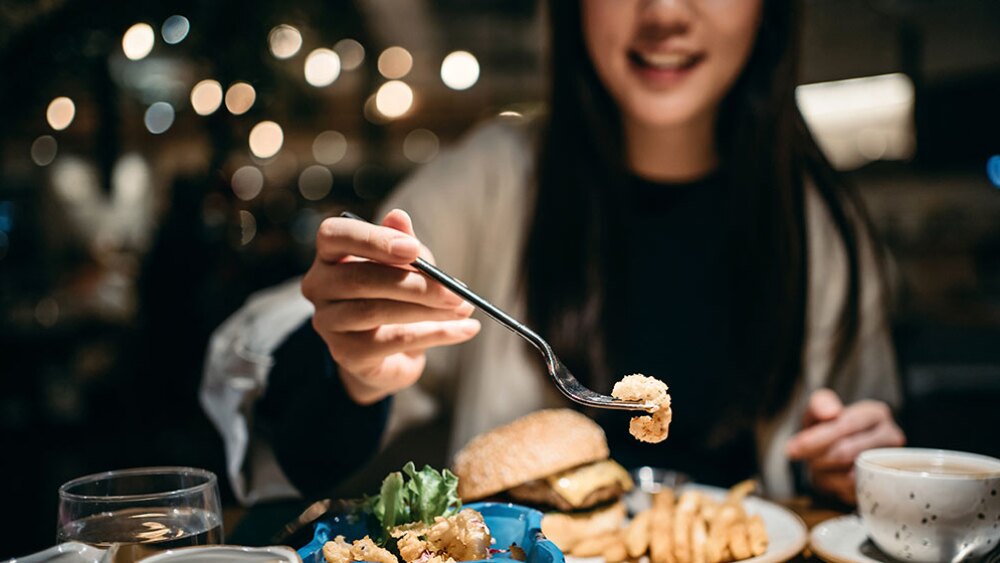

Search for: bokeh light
xmin=378 ymin=46 xmax=413 ymax=79
xmin=988 ymin=155 xmax=1000 ymax=189
xmin=190 ymin=79 xmax=223 ymax=115
xmin=335 ymin=39 xmax=365 ymax=71
xmin=46 ymin=97 xmax=75 ymax=131
xmin=231 ymin=166 xmax=264 ymax=201
xmin=312 ymin=131 xmax=347 ymax=165
xmin=268 ymin=24 xmax=302 ymax=59
xmin=161 ymin=15 xmax=190 ymax=44
xmin=122 ymin=23 xmax=155 ymax=60
xmin=248 ymin=121 xmax=284 ymax=159
xmin=225 ymin=82 xmax=256 ymax=115
xmin=304 ymin=48 xmax=341 ymax=87
xmin=30 ymin=135 xmax=58 ymax=166
xmin=298 ymin=165 xmax=334 ymax=201
xmin=144 ymin=102 xmax=175 ymax=134
xmin=375 ymin=81 xmax=413 ymax=119
xmin=403 ymin=129 xmax=439 ymax=164
xmin=441 ymin=51 xmax=479 ymax=90
xmin=239 ymin=210 xmax=257 ymax=245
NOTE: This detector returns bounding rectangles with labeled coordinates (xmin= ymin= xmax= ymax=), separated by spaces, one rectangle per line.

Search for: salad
xmin=322 ymin=463 xmax=492 ymax=563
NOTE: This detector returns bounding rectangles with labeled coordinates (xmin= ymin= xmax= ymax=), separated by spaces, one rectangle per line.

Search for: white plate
xmin=140 ymin=545 xmax=301 ymax=562
xmin=567 ymin=484 xmax=808 ymax=563
xmin=4 ymin=542 xmax=108 ymax=563
xmin=810 ymin=515 xmax=1000 ymax=563
xmin=4 ymin=544 xmax=300 ymax=563
xmin=809 ymin=515 xmax=896 ymax=563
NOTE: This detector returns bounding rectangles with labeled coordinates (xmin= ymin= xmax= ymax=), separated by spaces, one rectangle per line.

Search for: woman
xmin=202 ymin=0 xmax=904 ymax=507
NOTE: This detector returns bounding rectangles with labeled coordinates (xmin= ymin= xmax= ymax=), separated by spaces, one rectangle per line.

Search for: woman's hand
xmin=301 ymin=209 xmax=481 ymax=405
xmin=786 ymin=388 xmax=905 ymax=504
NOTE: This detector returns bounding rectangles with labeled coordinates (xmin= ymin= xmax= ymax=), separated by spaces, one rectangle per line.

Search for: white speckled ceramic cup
xmin=856 ymin=448 xmax=1000 ymax=562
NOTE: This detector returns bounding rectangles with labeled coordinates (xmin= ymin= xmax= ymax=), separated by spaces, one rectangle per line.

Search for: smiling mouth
xmin=628 ymin=50 xmax=703 ymax=72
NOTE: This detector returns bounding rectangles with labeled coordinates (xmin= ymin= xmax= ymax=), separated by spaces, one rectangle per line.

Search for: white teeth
xmin=639 ymin=52 xmax=693 ymax=69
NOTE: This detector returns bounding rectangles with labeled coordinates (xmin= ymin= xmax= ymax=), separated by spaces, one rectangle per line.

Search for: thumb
xmin=382 ymin=208 xmax=416 ymax=237
xmin=803 ymin=388 xmax=843 ymax=427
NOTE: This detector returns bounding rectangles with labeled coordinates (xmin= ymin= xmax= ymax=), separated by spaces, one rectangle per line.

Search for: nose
xmin=638 ymin=0 xmax=695 ymax=37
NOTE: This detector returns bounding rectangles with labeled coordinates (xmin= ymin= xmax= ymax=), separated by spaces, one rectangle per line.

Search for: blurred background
xmin=1 ymin=0 xmax=998 ymax=556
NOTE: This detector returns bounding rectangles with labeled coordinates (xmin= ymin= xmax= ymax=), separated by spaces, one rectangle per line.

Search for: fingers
xmin=325 ymin=319 xmax=481 ymax=372
xmin=315 ymin=215 xmax=421 ymax=265
xmin=810 ymin=419 xmax=906 ymax=471
xmin=303 ymin=260 xmax=464 ymax=309
xmin=787 ymin=400 xmax=890 ymax=460
xmin=314 ymin=299 xmax=474 ymax=332
xmin=802 ymin=388 xmax=844 ymax=427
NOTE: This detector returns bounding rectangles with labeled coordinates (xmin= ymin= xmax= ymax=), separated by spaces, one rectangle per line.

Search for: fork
xmin=340 ymin=211 xmax=656 ymax=412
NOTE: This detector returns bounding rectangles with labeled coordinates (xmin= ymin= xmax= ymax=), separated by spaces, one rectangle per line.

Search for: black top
xmin=596 ymin=172 xmax=757 ymax=487
xmin=260 ymin=172 xmax=757 ymax=498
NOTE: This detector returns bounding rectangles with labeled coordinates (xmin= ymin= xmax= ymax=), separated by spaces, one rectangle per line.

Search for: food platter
xmin=299 ymin=502 xmax=564 ymax=563
xmin=566 ymin=484 xmax=808 ymax=563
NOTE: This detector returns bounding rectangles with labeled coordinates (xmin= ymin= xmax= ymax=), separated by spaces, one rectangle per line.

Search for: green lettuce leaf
xmin=365 ymin=462 xmax=463 ymax=540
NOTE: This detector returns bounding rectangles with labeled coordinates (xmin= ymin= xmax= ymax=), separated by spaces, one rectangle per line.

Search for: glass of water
xmin=57 ymin=467 xmax=223 ymax=562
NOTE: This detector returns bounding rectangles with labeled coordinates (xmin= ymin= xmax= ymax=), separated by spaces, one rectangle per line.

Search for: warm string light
xmin=313 ymin=131 xmax=348 ymax=165
xmin=441 ymin=51 xmax=479 ymax=90
xmin=122 ymin=23 xmax=155 ymax=60
xmin=304 ymin=49 xmax=341 ymax=87
xmin=269 ymin=25 xmax=303 ymax=59
xmin=335 ymin=39 xmax=365 ymax=71
xmin=190 ymin=80 xmax=223 ymax=115
xmin=375 ymin=81 xmax=413 ymax=119
xmin=378 ymin=46 xmax=412 ymax=79
xmin=225 ymin=82 xmax=256 ymax=115
xmin=231 ymin=166 xmax=264 ymax=201
xmin=248 ymin=121 xmax=284 ymax=159
xmin=46 ymin=97 xmax=75 ymax=131
xmin=298 ymin=165 xmax=333 ymax=201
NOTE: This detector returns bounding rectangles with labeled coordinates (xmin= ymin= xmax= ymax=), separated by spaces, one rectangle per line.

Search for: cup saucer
xmin=810 ymin=515 xmax=1000 ymax=563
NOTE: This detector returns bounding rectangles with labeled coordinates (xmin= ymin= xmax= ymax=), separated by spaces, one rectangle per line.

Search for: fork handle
xmin=339 ymin=211 xmax=549 ymax=353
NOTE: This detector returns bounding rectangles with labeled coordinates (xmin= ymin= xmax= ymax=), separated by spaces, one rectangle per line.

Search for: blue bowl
xmin=298 ymin=502 xmax=564 ymax=563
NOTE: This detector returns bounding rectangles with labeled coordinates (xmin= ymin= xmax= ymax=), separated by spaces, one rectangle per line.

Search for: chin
xmin=623 ymin=97 xmax=710 ymax=130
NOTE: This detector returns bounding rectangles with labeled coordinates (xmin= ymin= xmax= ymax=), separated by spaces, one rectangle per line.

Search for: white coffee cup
xmin=856 ymin=448 xmax=1000 ymax=562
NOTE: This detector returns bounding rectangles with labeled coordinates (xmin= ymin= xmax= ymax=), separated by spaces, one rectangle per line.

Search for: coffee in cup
xmin=856 ymin=448 xmax=1000 ymax=562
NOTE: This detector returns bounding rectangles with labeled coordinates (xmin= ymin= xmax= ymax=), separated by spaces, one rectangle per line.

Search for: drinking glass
xmin=57 ymin=467 xmax=223 ymax=562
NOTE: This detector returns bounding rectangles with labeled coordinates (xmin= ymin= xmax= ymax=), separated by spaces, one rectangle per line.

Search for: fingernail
xmin=462 ymin=319 xmax=481 ymax=335
xmin=389 ymin=237 xmax=419 ymax=258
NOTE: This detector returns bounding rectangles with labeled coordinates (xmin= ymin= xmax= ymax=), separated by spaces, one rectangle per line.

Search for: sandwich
xmin=450 ymin=409 xmax=633 ymax=550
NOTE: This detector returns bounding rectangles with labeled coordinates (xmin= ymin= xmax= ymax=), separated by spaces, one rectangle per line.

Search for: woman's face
xmin=582 ymin=0 xmax=763 ymax=130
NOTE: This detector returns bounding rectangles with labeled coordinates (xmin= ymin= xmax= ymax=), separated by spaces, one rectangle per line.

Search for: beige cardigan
xmin=200 ymin=118 xmax=901 ymax=505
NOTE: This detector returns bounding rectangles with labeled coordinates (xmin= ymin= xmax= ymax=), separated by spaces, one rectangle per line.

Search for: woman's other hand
xmin=301 ymin=209 xmax=481 ymax=405
xmin=786 ymin=388 xmax=905 ymax=504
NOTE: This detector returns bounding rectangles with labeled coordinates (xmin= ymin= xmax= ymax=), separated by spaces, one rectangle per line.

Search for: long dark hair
xmin=524 ymin=0 xmax=884 ymax=426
